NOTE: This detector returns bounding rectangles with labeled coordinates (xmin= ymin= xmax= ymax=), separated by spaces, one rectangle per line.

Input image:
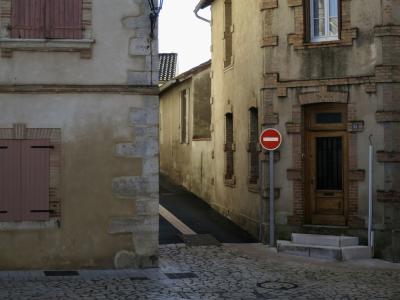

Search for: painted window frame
xmin=310 ymin=0 xmax=340 ymax=42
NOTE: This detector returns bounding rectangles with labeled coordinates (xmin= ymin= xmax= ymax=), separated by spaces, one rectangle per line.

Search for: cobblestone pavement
xmin=1 ymin=243 xmax=399 ymax=300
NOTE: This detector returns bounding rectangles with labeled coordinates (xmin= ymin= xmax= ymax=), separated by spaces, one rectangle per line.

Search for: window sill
xmin=224 ymin=176 xmax=236 ymax=187
xmin=0 ymin=218 xmax=60 ymax=231
xmin=248 ymin=182 xmax=259 ymax=193
xmin=302 ymin=40 xmax=348 ymax=48
xmin=0 ymin=38 xmax=95 ymax=59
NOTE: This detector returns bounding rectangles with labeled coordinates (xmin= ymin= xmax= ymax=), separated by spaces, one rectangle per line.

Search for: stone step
xmin=342 ymin=246 xmax=372 ymax=261
xmin=291 ymin=233 xmax=359 ymax=247
xmin=278 ymin=240 xmax=342 ymax=260
xmin=277 ymin=241 xmax=372 ymax=261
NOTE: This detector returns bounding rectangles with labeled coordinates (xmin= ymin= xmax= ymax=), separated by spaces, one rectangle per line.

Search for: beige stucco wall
xmin=209 ymin=0 xmax=264 ymax=237
xmin=160 ymin=67 xmax=214 ymax=204
xmin=0 ymin=0 xmax=159 ymax=268
xmin=0 ymin=94 xmax=159 ymax=269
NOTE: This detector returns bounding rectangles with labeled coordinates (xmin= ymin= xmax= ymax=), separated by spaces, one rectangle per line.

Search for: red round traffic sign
xmin=259 ymin=128 xmax=282 ymax=151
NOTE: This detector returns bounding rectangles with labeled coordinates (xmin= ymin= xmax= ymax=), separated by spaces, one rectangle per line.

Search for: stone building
xmin=192 ymin=0 xmax=399 ymax=261
xmin=159 ymin=61 xmax=213 ymax=203
xmin=0 ymin=0 xmax=159 ymax=269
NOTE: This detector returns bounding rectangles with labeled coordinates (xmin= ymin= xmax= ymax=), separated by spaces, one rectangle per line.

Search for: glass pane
xmin=329 ymin=17 xmax=338 ymax=36
xmin=316 ymin=137 xmax=342 ymax=190
xmin=314 ymin=19 xmax=326 ymax=37
xmin=329 ymin=0 xmax=338 ymax=17
xmin=313 ymin=0 xmax=325 ymax=19
xmin=316 ymin=112 xmax=342 ymax=124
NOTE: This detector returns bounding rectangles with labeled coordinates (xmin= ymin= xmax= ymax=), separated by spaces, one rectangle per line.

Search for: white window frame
xmin=310 ymin=0 xmax=339 ymax=42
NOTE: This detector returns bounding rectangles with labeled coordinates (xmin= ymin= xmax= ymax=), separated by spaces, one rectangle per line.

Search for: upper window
xmin=310 ymin=0 xmax=339 ymax=42
xmin=223 ymin=0 xmax=233 ymax=68
xmin=11 ymin=0 xmax=82 ymax=39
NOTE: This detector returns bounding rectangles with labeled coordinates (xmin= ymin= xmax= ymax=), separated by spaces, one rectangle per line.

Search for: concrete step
xmin=292 ymin=233 xmax=359 ymax=247
xmin=277 ymin=241 xmax=373 ymax=261
xmin=342 ymin=246 xmax=372 ymax=261
xmin=277 ymin=240 xmax=342 ymax=260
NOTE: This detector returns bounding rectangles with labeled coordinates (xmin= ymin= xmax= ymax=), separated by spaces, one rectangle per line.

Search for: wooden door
xmin=305 ymin=104 xmax=348 ymax=226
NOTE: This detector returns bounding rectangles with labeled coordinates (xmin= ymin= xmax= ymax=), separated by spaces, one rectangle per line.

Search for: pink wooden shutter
xmin=11 ymin=0 xmax=46 ymax=38
xmin=21 ymin=140 xmax=50 ymax=221
xmin=46 ymin=0 xmax=82 ymax=39
xmin=0 ymin=140 xmax=21 ymax=221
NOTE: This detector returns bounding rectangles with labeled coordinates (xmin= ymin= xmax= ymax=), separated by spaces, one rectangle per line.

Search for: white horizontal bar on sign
xmin=159 ymin=204 xmax=196 ymax=235
xmin=263 ymin=137 xmax=279 ymax=142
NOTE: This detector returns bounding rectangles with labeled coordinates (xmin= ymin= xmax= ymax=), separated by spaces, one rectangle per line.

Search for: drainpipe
xmin=368 ymin=134 xmax=374 ymax=254
xmin=194 ymin=2 xmax=211 ymax=23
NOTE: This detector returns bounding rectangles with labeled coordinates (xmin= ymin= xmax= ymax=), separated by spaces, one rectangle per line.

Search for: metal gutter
xmin=194 ymin=0 xmax=212 ymax=23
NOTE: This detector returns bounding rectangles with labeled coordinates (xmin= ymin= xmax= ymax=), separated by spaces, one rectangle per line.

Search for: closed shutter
xmin=11 ymin=0 xmax=46 ymax=38
xmin=21 ymin=140 xmax=50 ymax=221
xmin=46 ymin=0 xmax=82 ymax=39
xmin=0 ymin=140 xmax=21 ymax=221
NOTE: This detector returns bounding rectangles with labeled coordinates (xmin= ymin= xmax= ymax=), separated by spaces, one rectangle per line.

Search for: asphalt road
xmin=159 ymin=174 xmax=256 ymax=244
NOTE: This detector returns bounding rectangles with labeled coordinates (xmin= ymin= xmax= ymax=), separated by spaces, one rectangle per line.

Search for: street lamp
xmin=147 ymin=0 xmax=164 ymax=39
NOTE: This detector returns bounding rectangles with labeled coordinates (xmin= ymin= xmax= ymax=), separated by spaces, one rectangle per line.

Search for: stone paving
xmin=0 ymin=243 xmax=399 ymax=299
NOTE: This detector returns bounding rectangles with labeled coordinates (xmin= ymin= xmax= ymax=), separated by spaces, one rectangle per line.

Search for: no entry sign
xmin=260 ymin=128 xmax=282 ymax=151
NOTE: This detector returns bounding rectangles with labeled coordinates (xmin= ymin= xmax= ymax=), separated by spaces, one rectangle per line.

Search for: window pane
xmin=314 ymin=19 xmax=326 ymax=37
xmin=329 ymin=17 xmax=338 ymax=36
xmin=316 ymin=112 xmax=342 ymax=124
xmin=313 ymin=0 xmax=325 ymax=19
xmin=329 ymin=0 xmax=338 ymax=17
xmin=316 ymin=137 xmax=342 ymax=190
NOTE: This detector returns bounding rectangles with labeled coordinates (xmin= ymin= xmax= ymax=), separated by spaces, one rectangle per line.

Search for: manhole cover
xmin=181 ymin=234 xmax=221 ymax=246
xmin=257 ymin=280 xmax=298 ymax=290
xmin=165 ymin=272 xmax=198 ymax=279
xmin=44 ymin=270 xmax=79 ymax=277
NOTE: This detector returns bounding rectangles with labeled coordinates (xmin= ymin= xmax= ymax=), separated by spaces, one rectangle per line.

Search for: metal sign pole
xmin=258 ymin=159 xmax=264 ymax=242
xmin=269 ymin=150 xmax=275 ymax=247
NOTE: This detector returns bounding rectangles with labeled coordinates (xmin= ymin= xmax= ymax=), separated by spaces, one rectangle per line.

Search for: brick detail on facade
xmin=287 ymin=0 xmax=357 ymax=50
xmin=260 ymin=0 xmax=278 ymax=10
xmin=299 ymin=88 xmax=348 ymax=105
xmin=376 ymin=111 xmax=400 ymax=123
xmin=377 ymin=190 xmax=400 ymax=203
xmin=0 ymin=124 xmax=61 ymax=219
xmin=349 ymin=169 xmax=365 ymax=181
xmin=285 ymin=122 xmax=300 ymax=134
xmin=377 ymin=151 xmax=400 ymax=163
xmin=287 ymin=169 xmax=301 ymax=181
xmin=262 ymin=89 xmax=279 ymax=125
xmin=374 ymin=25 xmax=400 ymax=37
xmin=261 ymin=36 xmax=278 ymax=47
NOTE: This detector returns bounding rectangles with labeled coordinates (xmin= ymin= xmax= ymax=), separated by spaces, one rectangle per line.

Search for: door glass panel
xmin=315 ymin=112 xmax=342 ymax=124
xmin=316 ymin=137 xmax=342 ymax=190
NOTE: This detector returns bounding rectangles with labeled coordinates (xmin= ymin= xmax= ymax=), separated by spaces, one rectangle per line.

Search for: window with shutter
xmin=21 ymin=140 xmax=50 ymax=221
xmin=225 ymin=113 xmax=234 ymax=181
xmin=11 ymin=0 xmax=82 ymax=39
xmin=46 ymin=0 xmax=82 ymax=39
xmin=0 ymin=139 xmax=50 ymax=222
xmin=0 ymin=140 xmax=21 ymax=221
xmin=11 ymin=0 xmax=46 ymax=38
